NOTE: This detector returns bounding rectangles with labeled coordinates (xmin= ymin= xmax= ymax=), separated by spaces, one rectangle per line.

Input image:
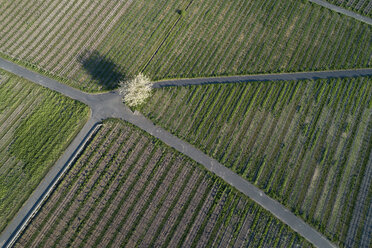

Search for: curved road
xmin=2 ymin=59 xmax=370 ymax=247
xmin=309 ymin=0 xmax=372 ymax=25
xmin=0 ymin=1 xmax=370 ymax=246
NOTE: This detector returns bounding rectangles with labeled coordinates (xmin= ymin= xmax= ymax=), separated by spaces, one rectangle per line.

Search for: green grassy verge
xmin=0 ymin=69 xmax=89 ymax=232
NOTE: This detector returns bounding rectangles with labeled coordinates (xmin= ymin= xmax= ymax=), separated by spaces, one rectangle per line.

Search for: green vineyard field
xmin=0 ymin=69 xmax=89 ymax=232
xmin=0 ymin=0 xmax=370 ymax=91
xmin=140 ymin=77 xmax=372 ymax=247
xmin=15 ymin=120 xmax=311 ymax=248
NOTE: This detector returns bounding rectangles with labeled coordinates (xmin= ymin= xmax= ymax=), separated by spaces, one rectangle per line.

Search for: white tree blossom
xmin=119 ymin=73 xmax=153 ymax=107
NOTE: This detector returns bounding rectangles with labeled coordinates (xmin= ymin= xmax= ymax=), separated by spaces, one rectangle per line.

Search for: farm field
xmin=140 ymin=77 xmax=372 ymax=247
xmin=14 ymin=119 xmax=312 ymax=248
xmin=0 ymin=0 xmax=370 ymax=92
xmin=324 ymin=0 xmax=372 ymax=17
xmin=0 ymin=69 xmax=89 ymax=233
xmin=142 ymin=0 xmax=371 ymax=80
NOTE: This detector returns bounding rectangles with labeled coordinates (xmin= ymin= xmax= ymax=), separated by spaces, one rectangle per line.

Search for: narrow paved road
xmin=1 ymin=58 xmax=364 ymax=248
xmin=309 ymin=0 xmax=372 ymax=25
xmin=1 ymin=2 xmax=370 ymax=246
xmin=126 ymin=111 xmax=337 ymax=248
xmin=153 ymin=68 xmax=372 ymax=87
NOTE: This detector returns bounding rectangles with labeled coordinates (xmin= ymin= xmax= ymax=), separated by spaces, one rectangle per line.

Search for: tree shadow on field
xmin=78 ymin=50 xmax=126 ymax=90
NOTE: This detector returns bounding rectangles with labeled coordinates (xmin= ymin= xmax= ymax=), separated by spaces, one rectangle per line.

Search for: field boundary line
xmin=0 ymin=119 xmax=102 ymax=248
xmin=308 ymin=0 xmax=372 ymax=25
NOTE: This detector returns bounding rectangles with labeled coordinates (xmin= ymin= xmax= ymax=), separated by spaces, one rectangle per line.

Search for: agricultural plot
xmin=0 ymin=0 xmax=370 ymax=92
xmin=325 ymin=0 xmax=372 ymax=17
xmin=143 ymin=0 xmax=371 ymax=80
xmin=140 ymin=77 xmax=372 ymax=247
xmin=0 ymin=0 xmax=187 ymax=92
xmin=15 ymin=120 xmax=311 ymax=248
xmin=0 ymin=69 xmax=89 ymax=233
